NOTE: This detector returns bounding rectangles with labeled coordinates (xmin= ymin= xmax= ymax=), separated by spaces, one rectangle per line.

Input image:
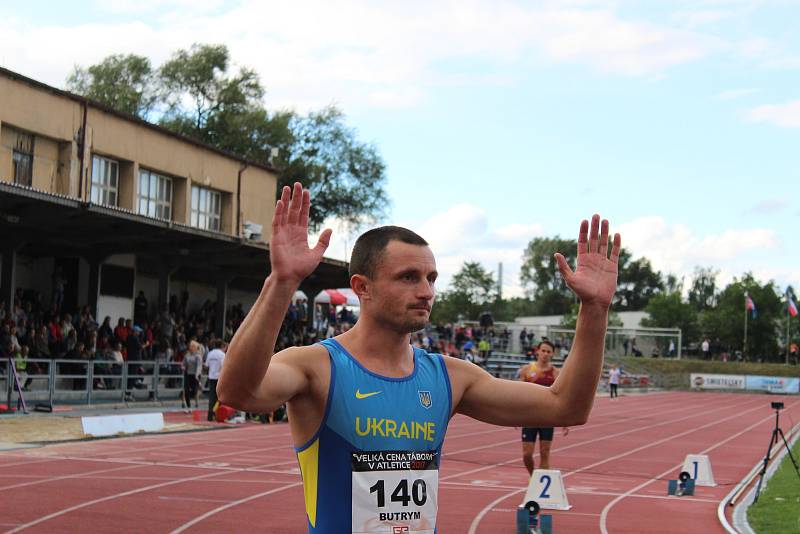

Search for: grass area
xmin=747 ymin=437 xmax=800 ymax=534
xmin=608 ymin=356 xmax=800 ymax=389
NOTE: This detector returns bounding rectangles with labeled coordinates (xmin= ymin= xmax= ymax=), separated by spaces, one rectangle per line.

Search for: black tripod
xmin=753 ymin=402 xmax=800 ymax=504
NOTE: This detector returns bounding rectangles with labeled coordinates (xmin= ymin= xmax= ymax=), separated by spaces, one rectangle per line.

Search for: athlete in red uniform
xmin=517 ymin=341 xmax=568 ymax=474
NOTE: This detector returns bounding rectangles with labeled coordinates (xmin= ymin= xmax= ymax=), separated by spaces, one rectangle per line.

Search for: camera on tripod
xmin=771 ymin=401 xmax=784 ymax=410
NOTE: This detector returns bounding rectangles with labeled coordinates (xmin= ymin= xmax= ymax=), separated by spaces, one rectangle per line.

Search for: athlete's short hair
xmin=349 ymin=225 xmax=428 ymax=278
xmin=537 ymin=340 xmax=555 ymax=351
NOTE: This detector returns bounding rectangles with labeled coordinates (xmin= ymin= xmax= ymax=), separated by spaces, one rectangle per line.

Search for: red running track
xmin=1 ymin=391 xmax=798 ymax=533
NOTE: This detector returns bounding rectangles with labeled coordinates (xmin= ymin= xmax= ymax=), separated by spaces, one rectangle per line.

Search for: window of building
xmin=138 ymin=169 xmax=172 ymax=220
xmin=90 ymin=155 xmax=119 ymax=206
xmin=190 ymin=185 xmax=221 ymax=231
xmin=12 ymin=132 xmax=34 ymax=186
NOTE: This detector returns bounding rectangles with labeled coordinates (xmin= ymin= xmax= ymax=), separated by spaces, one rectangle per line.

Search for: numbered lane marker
xmin=522 ymin=469 xmax=571 ymax=510
xmin=681 ymin=454 xmax=716 ymax=486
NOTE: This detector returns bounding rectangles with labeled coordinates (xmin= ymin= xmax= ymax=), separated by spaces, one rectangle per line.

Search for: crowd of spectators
xmin=0 ymin=286 xmax=363 ymax=397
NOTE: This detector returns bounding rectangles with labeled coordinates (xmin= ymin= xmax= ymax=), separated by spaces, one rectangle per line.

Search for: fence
xmin=2 ymin=358 xmax=186 ymax=406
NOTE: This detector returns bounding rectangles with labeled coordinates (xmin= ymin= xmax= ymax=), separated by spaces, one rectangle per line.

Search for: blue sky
xmin=2 ymin=0 xmax=798 ymax=296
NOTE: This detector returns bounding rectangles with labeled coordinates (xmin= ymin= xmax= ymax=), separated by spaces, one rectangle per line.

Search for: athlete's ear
xmin=350 ymin=274 xmax=371 ymax=301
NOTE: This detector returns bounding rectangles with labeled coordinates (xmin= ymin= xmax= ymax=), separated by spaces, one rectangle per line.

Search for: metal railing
xmin=2 ymin=358 xmax=186 ymax=405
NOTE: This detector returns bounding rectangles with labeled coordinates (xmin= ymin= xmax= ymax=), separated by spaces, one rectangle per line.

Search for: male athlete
xmin=517 ymin=340 xmax=569 ymax=474
xmin=218 ymin=183 xmax=621 ymax=533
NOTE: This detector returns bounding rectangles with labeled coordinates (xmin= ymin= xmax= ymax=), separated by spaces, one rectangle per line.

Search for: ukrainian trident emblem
xmin=418 ymin=390 xmax=432 ymax=409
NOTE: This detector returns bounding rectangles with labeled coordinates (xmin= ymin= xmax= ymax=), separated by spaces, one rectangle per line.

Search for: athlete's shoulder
xmin=271 ymin=343 xmax=329 ymax=370
xmin=440 ymin=352 xmax=487 ymax=379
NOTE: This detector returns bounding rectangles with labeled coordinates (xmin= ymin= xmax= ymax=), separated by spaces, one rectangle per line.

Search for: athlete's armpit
xmin=224 ymin=345 xmax=323 ymax=413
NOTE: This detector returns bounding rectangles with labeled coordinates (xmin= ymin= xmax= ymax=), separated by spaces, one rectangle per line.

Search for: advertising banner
xmin=745 ymin=376 xmax=800 ymax=394
xmin=690 ymin=373 xmax=746 ymax=390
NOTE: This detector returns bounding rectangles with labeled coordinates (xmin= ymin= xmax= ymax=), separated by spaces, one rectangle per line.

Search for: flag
xmin=789 ymin=296 xmax=798 ymax=318
xmin=745 ymin=294 xmax=757 ymax=319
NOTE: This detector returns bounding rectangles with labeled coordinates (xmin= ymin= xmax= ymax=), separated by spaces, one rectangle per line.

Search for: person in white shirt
xmin=205 ymin=340 xmax=226 ymax=421
xmin=608 ymin=364 xmax=621 ymax=398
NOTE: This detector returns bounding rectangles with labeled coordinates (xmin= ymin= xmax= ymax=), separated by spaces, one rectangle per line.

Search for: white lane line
xmin=451 ymin=395 xmax=753 ymax=484
xmin=168 ymin=482 xmax=302 ymax=534
xmin=466 ymin=395 xmax=766 ymax=534
xmin=598 ymin=399 xmax=800 ymax=534
xmin=443 ymin=393 xmax=712 ymax=463
xmin=3 ymin=451 xmax=305 ymax=533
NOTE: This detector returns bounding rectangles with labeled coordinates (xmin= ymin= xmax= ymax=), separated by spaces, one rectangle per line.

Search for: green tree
xmin=158 ymin=44 xmax=264 ymax=135
xmin=430 ymin=261 xmax=496 ymax=323
xmin=66 ymin=54 xmax=156 ymax=117
xmin=519 ymin=236 xmax=576 ymax=315
xmin=66 ymin=44 xmax=388 ymax=228
xmin=281 ymin=107 xmax=388 ymax=227
xmin=615 ymin=255 xmax=664 ymax=311
xmin=641 ymin=292 xmax=698 ymax=343
xmin=701 ymin=273 xmax=782 ymax=361
xmin=688 ymin=266 xmax=719 ymax=310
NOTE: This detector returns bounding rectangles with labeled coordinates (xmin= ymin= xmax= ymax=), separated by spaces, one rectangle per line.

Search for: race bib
xmin=351 ymin=450 xmax=439 ymax=534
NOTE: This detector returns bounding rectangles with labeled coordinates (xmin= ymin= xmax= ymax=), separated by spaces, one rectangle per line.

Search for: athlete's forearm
xmin=217 ymin=273 xmax=298 ymax=404
xmin=550 ymin=302 xmax=608 ymax=424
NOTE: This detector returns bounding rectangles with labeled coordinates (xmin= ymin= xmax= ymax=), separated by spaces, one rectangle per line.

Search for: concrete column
xmin=87 ymin=258 xmax=100 ymax=319
xmin=1 ymin=247 xmax=18 ymax=309
xmin=215 ymin=275 xmax=234 ymax=339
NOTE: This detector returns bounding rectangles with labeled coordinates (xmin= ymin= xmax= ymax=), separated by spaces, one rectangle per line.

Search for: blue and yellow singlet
xmin=295 ymin=338 xmax=452 ymax=534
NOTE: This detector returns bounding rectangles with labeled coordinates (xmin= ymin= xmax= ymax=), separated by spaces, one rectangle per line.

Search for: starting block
xmin=522 ymin=469 xmax=571 ymax=510
xmin=681 ymin=454 xmax=716 ymax=486
xmin=516 ymin=500 xmax=553 ymax=534
xmin=667 ymin=471 xmax=695 ymax=496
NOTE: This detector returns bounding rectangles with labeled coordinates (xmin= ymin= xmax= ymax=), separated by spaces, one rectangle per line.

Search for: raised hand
xmin=554 ymin=214 xmax=621 ymax=308
xmin=270 ymin=182 xmax=332 ymax=285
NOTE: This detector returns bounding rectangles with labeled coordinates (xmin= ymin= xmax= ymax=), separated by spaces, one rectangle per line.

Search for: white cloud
xmin=315 ymin=203 xmax=543 ymax=297
xmin=616 ymin=216 xmax=781 ymax=282
xmin=407 ymin=204 xmax=544 ymax=298
xmin=0 ymin=1 xmax=725 ymax=113
xmin=317 ymin=212 xmax=791 ymax=300
xmin=745 ymin=100 xmax=800 ymax=128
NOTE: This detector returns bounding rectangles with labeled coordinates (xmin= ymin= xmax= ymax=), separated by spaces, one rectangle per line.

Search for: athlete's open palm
xmin=270 ymin=182 xmax=332 ymax=284
xmin=555 ymin=214 xmax=621 ymax=308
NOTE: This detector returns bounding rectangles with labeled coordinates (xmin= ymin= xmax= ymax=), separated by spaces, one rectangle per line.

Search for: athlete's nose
xmin=416 ymin=279 xmax=434 ymax=302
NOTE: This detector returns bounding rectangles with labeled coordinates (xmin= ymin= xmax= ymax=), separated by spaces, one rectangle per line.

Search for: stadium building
xmin=0 ymin=66 xmax=348 ymax=336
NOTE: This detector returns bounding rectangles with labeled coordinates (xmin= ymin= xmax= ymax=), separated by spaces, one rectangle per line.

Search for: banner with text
xmin=745 ymin=376 xmax=800 ymax=394
xmin=690 ymin=373 xmax=746 ymax=390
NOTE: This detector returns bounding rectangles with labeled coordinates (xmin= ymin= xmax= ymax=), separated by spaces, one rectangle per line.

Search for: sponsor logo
xmin=355 ymin=389 xmax=382 ymax=399
xmin=392 ymin=526 xmax=410 ymax=534
xmin=418 ymin=390 xmax=432 ymax=409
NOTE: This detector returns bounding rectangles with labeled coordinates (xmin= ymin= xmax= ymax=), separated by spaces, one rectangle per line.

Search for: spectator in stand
xmin=127 ymin=327 xmax=143 ymax=361
xmin=51 ymin=266 xmax=66 ymax=311
xmin=134 ymin=291 xmax=148 ymax=326
xmin=114 ymin=318 xmax=129 ymax=345
xmin=98 ymin=316 xmax=113 ymax=341
xmin=205 ymin=340 xmax=226 ymax=421
xmin=16 ymin=318 xmax=29 ymax=348
xmin=181 ymin=340 xmax=203 ymax=412
xmin=32 ymin=325 xmax=50 ymax=358
xmin=478 ymin=337 xmax=490 ymax=361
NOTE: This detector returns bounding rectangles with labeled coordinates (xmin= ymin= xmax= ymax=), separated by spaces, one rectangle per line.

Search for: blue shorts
xmin=522 ymin=427 xmax=554 ymax=442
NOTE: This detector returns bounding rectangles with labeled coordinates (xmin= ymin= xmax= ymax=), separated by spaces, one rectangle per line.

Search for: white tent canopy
xmin=314 ymin=288 xmax=360 ymax=306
